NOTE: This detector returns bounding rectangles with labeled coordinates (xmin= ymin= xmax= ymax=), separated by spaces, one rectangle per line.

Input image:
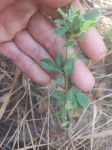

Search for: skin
xmin=0 ymin=0 xmax=107 ymax=91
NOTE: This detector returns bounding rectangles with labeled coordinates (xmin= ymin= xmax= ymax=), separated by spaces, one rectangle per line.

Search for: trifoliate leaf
xmin=65 ymin=102 xmax=73 ymax=110
xmin=63 ymin=58 xmax=75 ymax=75
xmin=55 ymin=25 xmax=70 ymax=35
xmin=84 ymin=8 xmax=102 ymax=20
xmin=40 ymin=58 xmax=59 ymax=71
xmin=74 ymin=88 xmax=89 ymax=108
xmin=66 ymin=88 xmax=77 ymax=109
xmin=57 ymin=8 xmax=66 ymax=19
xmin=73 ymin=15 xmax=82 ymax=31
xmin=55 ymin=52 xmax=64 ymax=70
xmin=82 ymin=19 xmax=97 ymax=31
xmin=53 ymin=90 xmax=65 ymax=102
xmin=54 ymin=19 xmax=67 ymax=26
xmin=64 ymin=40 xmax=74 ymax=48
xmin=68 ymin=7 xmax=76 ymax=22
xmin=55 ymin=73 xmax=62 ymax=85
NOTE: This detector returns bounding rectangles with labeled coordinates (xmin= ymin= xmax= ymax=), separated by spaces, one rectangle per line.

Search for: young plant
xmin=40 ymin=7 xmax=102 ymax=130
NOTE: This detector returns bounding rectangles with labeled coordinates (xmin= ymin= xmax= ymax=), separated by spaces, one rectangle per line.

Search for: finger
xmin=72 ymin=1 xmax=107 ymax=60
xmin=0 ymin=0 xmax=15 ymax=11
xmin=40 ymin=6 xmax=60 ymax=18
xmin=70 ymin=60 xmax=95 ymax=91
xmin=14 ymin=30 xmax=60 ymax=80
xmin=28 ymin=11 xmax=66 ymax=58
xmin=28 ymin=11 xmax=95 ymax=91
xmin=78 ymin=28 xmax=107 ymax=60
xmin=37 ymin=0 xmax=74 ymax=8
xmin=0 ymin=0 xmax=37 ymax=42
xmin=0 ymin=42 xmax=51 ymax=84
xmin=14 ymin=30 xmax=53 ymax=62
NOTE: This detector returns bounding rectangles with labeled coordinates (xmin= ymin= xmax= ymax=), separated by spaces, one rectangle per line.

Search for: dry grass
xmin=0 ymin=0 xmax=112 ymax=150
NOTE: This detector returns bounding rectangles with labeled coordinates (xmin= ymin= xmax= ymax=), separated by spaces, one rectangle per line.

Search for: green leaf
xmin=68 ymin=77 xmax=73 ymax=89
xmin=56 ymin=111 xmax=62 ymax=117
xmin=84 ymin=8 xmax=102 ymax=20
xmin=55 ymin=73 xmax=62 ymax=85
xmin=74 ymin=88 xmax=89 ymax=108
xmin=53 ymin=90 xmax=65 ymax=103
xmin=55 ymin=52 xmax=64 ymax=70
xmin=63 ymin=58 xmax=75 ymax=75
xmin=40 ymin=58 xmax=59 ymax=71
xmin=68 ymin=7 xmax=76 ymax=22
xmin=55 ymin=25 xmax=70 ymax=35
xmin=54 ymin=19 xmax=67 ymax=26
xmin=76 ymin=51 xmax=89 ymax=60
xmin=66 ymin=88 xmax=77 ymax=109
xmin=64 ymin=40 xmax=74 ymax=48
xmin=82 ymin=19 xmax=97 ymax=30
xmin=57 ymin=8 xmax=66 ymax=18
xmin=73 ymin=15 xmax=82 ymax=31
xmin=61 ymin=121 xmax=70 ymax=128
xmin=56 ymin=108 xmax=67 ymax=122
xmin=68 ymin=109 xmax=79 ymax=118
xmin=65 ymin=102 xmax=73 ymax=110
xmin=61 ymin=105 xmax=68 ymax=122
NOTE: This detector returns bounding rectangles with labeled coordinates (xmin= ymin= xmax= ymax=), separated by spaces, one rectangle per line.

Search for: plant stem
xmin=65 ymin=46 xmax=69 ymax=94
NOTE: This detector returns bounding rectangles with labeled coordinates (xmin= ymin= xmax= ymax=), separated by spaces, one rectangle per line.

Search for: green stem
xmin=65 ymin=46 xmax=69 ymax=94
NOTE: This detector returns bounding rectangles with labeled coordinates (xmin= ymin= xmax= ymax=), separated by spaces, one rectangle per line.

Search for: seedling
xmin=40 ymin=7 xmax=102 ymax=131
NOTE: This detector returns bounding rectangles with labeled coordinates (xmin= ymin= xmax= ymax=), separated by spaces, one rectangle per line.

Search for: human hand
xmin=0 ymin=0 xmax=107 ymax=91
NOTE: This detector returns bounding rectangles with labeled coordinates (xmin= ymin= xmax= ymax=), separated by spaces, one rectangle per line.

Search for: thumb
xmin=37 ymin=0 xmax=74 ymax=8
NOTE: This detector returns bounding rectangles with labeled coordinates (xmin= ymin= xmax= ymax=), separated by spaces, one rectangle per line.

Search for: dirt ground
xmin=0 ymin=0 xmax=112 ymax=150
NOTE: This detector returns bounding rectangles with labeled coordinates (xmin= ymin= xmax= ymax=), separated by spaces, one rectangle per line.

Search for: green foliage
xmin=66 ymin=87 xmax=89 ymax=109
xmin=63 ymin=58 xmax=75 ymax=75
xmin=55 ymin=52 xmax=64 ymax=70
xmin=53 ymin=90 xmax=65 ymax=103
xmin=71 ymin=87 xmax=89 ymax=108
xmin=64 ymin=40 xmax=74 ymax=48
xmin=57 ymin=8 xmax=67 ymax=19
xmin=76 ymin=51 xmax=89 ymax=60
xmin=40 ymin=58 xmax=59 ymax=71
xmin=55 ymin=73 xmax=62 ymax=85
xmin=55 ymin=7 xmax=102 ymax=37
xmin=68 ymin=77 xmax=73 ymax=89
xmin=84 ymin=8 xmax=102 ymax=20
xmin=66 ymin=87 xmax=78 ymax=109
xmin=55 ymin=26 xmax=70 ymax=35
xmin=54 ymin=19 xmax=67 ymax=26
xmin=40 ymin=6 xmax=101 ymax=130
xmin=53 ymin=90 xmax=68 ymax=122
xmin=74 ymin=88 xmax=89 ymax=108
